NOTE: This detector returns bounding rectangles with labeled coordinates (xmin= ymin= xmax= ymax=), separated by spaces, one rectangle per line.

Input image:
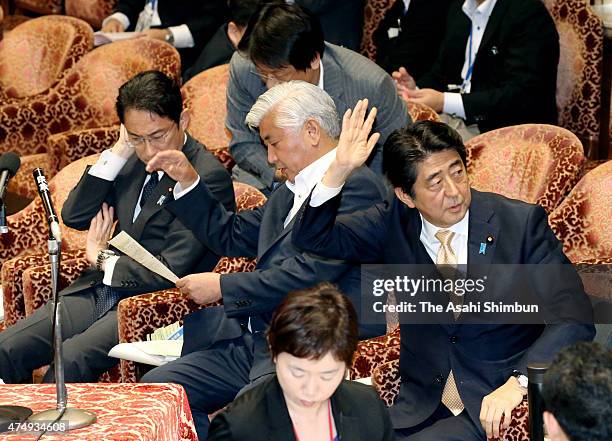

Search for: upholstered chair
xmin=65 ymin=0 xmax=117 ymax=29
xmin=465 ymin=124 xmax=585 ymax=214
xmin=0 ymin=16 xmax=93 ymax=101
xmin=182 ymin=63 xmax=235 ymax=171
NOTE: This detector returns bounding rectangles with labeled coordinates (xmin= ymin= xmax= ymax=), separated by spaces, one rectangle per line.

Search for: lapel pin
xmin=486 ymin=235 xmax=494 ymax=244
xmin=168 ymin=187 xmax=173 ymax=192
xmin=479 ymin=243 xmax=487 ymax=255
xmin=156 ymin=195 xmax=166 ymax=206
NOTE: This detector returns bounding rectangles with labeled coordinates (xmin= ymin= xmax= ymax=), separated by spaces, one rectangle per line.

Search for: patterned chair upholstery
xmin=0 ymin=16 xmax=93 ymax=101
xmin=465 ymin=124 xmax=585 ymax=214
xmin=543 ymin=0 xmax=603 ymax=150
xmin=116 ymin=182 xmax=266 ymax=382
xmin=182 ymin=63 xmax=235 ymax=171
xmin=0 ymin=38 xmax=180 ymax=197
xmin=14 ymin=0 xmax=62 ymax=15
xmin=407 ymin=101 xmax=441 ymax=123
xmin=370 ymin=359 xmax=530 ymax=441
xmin=0 ymin=155 xmax=98 ymax=326
xmin=360 ymin=0 xmax=396 ymax=60
xmin=549 ymin=160 xmax=612 ymax=263
xmin=66 ymin=0 xmax=117 ymax=29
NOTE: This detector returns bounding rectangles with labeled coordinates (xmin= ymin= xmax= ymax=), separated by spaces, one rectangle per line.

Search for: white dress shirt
xmin=102 ymin=0 xmax=195 ymax=48
xmin=419 ymin=212 xmax=469 ymax=265
xmin=443 ymin=0 xmax=498 ymax=119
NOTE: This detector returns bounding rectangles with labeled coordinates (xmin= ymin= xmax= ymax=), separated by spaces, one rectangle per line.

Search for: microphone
xmin=32 ymin=168 xmax=62 ymax=241
xmin=0 ymin=152 xmax=20 ymax=234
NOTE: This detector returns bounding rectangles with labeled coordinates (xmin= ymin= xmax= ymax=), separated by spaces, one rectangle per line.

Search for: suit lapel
xmin=258 ymin=187 xmax=295 ymax=260
xmin=128 ymin=173 xmax=176 ymax=240
xmin=477 ymin=0 xmax=509 ymax=58
xmin=115 ymin=156 xmax=147 ymax=232
xmin=467 ymin=190 xmax=498 ymax=273
xmin=266 ymin=378 xmax=297 ymax=441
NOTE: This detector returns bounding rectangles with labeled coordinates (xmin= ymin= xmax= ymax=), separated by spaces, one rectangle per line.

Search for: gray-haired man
xmin=141 ymin=81 xmax=390 ymax=439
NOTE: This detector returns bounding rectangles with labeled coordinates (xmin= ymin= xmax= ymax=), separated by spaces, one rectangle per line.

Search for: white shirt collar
xmin=285 ymin=148 xmax=336 ymax=196
xmin=402 ymin=0 xmax=411 ymax=13
xmin=462 ymin=0 xmax=497 ymax=21
xmin=420 ymin=210 xmax=470 ymax=245
xmin=317 ymin=59 xmax=324 ymax=90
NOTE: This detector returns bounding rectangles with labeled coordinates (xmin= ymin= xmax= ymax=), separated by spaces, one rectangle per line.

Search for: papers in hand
xmin=94 ymin=31 xmax=141 ymax=47
xmin=109 ymin=231 xmax=178 ymax=283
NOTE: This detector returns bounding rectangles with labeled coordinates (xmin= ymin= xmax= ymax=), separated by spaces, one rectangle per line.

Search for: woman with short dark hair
xmin=208 ymin=283 xmax=395 ymax=441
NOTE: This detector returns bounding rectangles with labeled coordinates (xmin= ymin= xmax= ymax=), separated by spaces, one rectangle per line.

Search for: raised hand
xmin=392 ymin=67 xmax=417 ymax=96
xmin=146 ymin=150 xmax=198 ymax=188
xmin=322 ymin=99 xmax=379 ymax=188
xmin=112 ymin=124 xmax=136 ymax=159
xmin=85 ymin=202 xmax=115 ymax=266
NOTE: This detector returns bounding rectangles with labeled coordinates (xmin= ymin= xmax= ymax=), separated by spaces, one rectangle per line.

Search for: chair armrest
xmin=0 ymin=199 xmax=47 ymax=265
xmin=349 ymin=327 xmax=401 ymax=380
xmin=22 ymin=256 xmax=89 ymax=315
xmin=7 ymin=153 xmax=50 ymax=199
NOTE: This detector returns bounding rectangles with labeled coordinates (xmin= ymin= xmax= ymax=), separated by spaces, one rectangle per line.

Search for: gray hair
xmin=245 ymin=81 xmax=340 ymax=138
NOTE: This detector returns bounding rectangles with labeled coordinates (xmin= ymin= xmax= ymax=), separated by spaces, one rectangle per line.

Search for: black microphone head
xmin=0 ymin=152 xmax=20 ymax=177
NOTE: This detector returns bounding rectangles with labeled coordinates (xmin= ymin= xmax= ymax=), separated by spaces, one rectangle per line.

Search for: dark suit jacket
xmin=60 ymin=134 xmax=235 ymax=299
xmin=166 ymin=165 xmax=390 ymax=380
xmin=112 ymin=0 xmax=227 ymax=69
xmin=417 ymin=0 xmax=559 ymax=132
xmin=182 ymin=24 xmax=234 ymax=83
xmin=295 ymin=0 xmax=365 ymax=51
xmin=292 ymin=189 xmax=594 ymax=431
xmin=226 ymin=43 xmax=408 ymax=190
xmin=374 ymin=0 xmax=452 ymax=78
xmin=208 ymin=375 xmax=395 ymax=441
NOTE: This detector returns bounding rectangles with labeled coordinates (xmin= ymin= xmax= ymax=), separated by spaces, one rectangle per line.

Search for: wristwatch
xmin=96 ymin=249 xmax=116 ymax=271
xmin=164 ymin=31 xmax=174 ymax=45
xmin=512 ymin=370 xmax=529 ymax=391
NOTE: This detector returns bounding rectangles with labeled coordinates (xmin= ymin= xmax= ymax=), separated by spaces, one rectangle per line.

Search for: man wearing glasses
xmin=0 ymin=71 xmax=235 ymax=384
xmin=227 ymin=2 xmax=408 ymax=193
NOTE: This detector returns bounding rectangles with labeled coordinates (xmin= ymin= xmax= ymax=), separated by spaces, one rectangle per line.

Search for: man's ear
xmin=303 ymin=119 xmax=321 ymax=146
xmin=395 ymin=187 xmax=416 ymax=208
xmin=227 ymin=21 xmax=244 ymax=48
xmin=310 ymin=53 xmax=322 ymax=70
xmin=179 ymin=110 xmax=190 ymax=132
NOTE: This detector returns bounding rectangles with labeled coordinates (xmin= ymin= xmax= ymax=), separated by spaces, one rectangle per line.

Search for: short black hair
xmin=116 ymin=70 xmax=182 ymax=124
xmin=238 ymin=2 xmax=325 ymax=70
xmin=383 ymin=120 xmax=467 ymax=197
xmin=267 ymin=283 xmax=359 ymax=366
xmin=228 ymin=0 xmax=261 ymax=27
xmin=542 ymin=342 xmax=612 ymax=441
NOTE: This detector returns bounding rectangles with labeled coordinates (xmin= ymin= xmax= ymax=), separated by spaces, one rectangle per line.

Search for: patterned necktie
xmin=140 ymin=173 xmax=159 ymax=208
xmin=93 ymin=284 xmax=121 ymax=319
xmin=435 ymin=229 xmax=465 ymax=416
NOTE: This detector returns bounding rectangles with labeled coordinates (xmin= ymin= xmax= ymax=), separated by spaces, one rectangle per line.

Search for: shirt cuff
xmin=443 ymin=92 xmax=466 ymax=120
xmin=102 ymin=12 xmax=130 ymax=30
xmin=102 ymin=255 xmax=120 ymax=286
xmin=88 ymin=149 xmax=129 ymax=181
xmin=310 ymin=182 xmax=344 ymax=207
xmin=173 ymin=175 xmax=201 ymax=199
xmin=168 ymin=25 xmax=194 ymax=48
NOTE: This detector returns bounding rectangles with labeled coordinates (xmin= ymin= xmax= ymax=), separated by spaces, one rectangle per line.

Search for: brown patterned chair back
xmin=182 ymin=63 xmax=235 ymax=170
xmin=0 ymin=15 xmax=93 ymax=99
xmin=407 ymin=101 xmax=441 ymax=122
xmin=66 ymin=0 xmax=118 ymax=29
xmin=0 ymin=38 xmax=181 ymax=156
xmin=14 ymin=0 xmax=62 ymax=15
xmin=543 ymin=0 xmax=603 ymax=145
xmin=361 ymin=0 xmax=397 ymax=60
xmin=548 ymin=160 xmax=612 ymax=263
xmin=465 ymin=124 xmax=585 ymax=214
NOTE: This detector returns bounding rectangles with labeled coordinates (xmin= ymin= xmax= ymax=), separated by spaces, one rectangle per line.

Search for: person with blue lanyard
xmin=392 ymin=0 xmax=559 ymax=141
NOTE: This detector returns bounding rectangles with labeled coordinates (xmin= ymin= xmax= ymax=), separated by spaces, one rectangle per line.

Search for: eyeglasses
xmin=249 ymin=68 xmax=295 ymax=85
xmin=127 ymin=124 xmax=176 ymax=148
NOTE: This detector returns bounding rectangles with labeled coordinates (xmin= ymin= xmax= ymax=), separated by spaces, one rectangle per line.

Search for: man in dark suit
xmin=142 ymin=81 xmax=390 ymax=439
xmin=227 ymin=2 xmax=408 ymax=192
xmin=0 ymin=71 xmax=234 ymax=384
xmin=291 ymin=118 xmax=594 ymax=440
xmin=392 ymin=0 xmax=559 ymax=140
xmin=100 ymin=0 xmax=227 ymax=70
xmin=374 ymin=0 xmax=453 ymax=78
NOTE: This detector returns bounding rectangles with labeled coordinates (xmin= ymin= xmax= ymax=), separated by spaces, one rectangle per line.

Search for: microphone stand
xmin=27 ymin=229 xmax=96 ymax=431
xmin=0 ymin=201 xmax=7 ymax=234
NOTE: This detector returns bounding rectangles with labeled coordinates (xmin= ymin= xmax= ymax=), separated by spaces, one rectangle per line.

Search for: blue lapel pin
xmin=156 ymin=195 xmax=166 ymax=206
xmin=479 ymin=243 xmax=487 ymax=255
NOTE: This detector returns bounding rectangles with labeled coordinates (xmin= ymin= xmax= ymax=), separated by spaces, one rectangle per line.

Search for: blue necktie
xmin=140 ymin=173 xmax=159 ymax=208
xmin=93 ymin=284 xmax=121 ymax=319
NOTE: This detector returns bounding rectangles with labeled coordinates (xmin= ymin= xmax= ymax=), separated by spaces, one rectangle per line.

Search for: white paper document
xmin=109 ymin=341 xmax=183 ymax=367
xmin=93 ymin=31 xmax=141 ymax=47
xmin=109 ymin=231 xmax=178 ymax=283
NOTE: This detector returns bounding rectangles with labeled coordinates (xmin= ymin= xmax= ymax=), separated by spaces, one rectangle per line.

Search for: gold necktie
xmin=434 ymin=229 xmax=465 ymax=416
